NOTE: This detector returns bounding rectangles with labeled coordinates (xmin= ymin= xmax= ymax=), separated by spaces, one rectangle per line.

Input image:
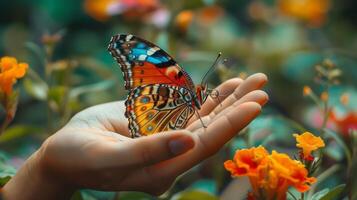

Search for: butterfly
xmin=108 ymin=34 xmax=221 ymax=138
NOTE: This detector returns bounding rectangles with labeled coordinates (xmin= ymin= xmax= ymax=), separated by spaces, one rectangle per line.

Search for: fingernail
xmin=168 ymin=135 xmax=194 ymax=156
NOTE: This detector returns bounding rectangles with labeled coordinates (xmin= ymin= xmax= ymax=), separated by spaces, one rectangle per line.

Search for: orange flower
xmin=248 ymin=1 xmax=270 ymax=21
xmin=255 ymin=151 xmax=316 ymax=200
xmin=120 ymin=0 xmax=159 ymax=19
xmin=268 ymin=151 xmax=316 ymax=193
xmin=225 ymin=147 xmax=316 ymax=200
xmin=320 ymin=92 xmax=329 ymax=102
xmin=224 ymin=146 xmax=269 ymax=197
xmin=175 ymin=6 xmax=223 ymax=33
xmin=293 ymin=132 xmax=325 ymax=160
xmin=0 ymin=56 xmax=28 ymax=95
xmin=175 ymin=10 xmax=194 ymax=33
xmin=278 ymin=0 xmax=330 ymax=27
xmin=197 ymin=6 xmax=223 ymax=25
xmin=84 ymin=0 xmax=159 ymax=21
xmin=84 ymin=0 xmax=119 ymax=21
xmin=303 ymin=86 xmax=312 ymax=96
xmin=340 ymin=93 xmax=349 ymax=106
xmin=224 ymin=146 xmax=269 ymax=177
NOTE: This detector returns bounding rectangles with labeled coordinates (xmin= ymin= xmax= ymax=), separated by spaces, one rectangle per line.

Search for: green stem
xmin=44 ymin=44 xmax=54 ymax=132
xmin=300 ymin=192 xmax=304 ymax=200
xmin=320 ymin=84 xmax=330 ymax=137
xmin=320 ymin=101 xmax=329 ymax=136
xmin=0 ymin=94 xmax=16 ymax=135
xmin=309 ymin=92 xmax=323 ymax=110
xmin=307 ymin=164 xmax=340 ymax=199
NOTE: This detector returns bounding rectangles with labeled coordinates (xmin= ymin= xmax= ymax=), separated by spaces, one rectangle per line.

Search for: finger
xmin=199 ymin=78 xmax=243 ymax=116
xmin=211 ymin=73 xmax=267 ymax=116
xmin=149 ymin=102 xmax=262 ymax=178
xmin=111 ymin=130 xmax=195 ymax=168
xmin=187 ymin=90 xmax=268 ymax=131
xmin=209 ymin=90 xmax=268 ymax=121
xmin=188 ymin=78 xmax=242 ymax=125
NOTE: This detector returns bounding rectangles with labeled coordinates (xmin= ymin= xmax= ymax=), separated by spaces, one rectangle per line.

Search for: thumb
xmin=124 ymin=130 xmax=195 ymax=167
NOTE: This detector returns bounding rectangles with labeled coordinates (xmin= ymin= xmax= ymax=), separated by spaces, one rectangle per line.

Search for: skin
xmin=2 ymin=73 xmax=268 ymax=200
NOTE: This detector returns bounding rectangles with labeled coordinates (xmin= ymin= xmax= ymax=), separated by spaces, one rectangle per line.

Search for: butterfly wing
xmin=108 ymin=34 xmax=195 ymax=90
xmin=125 ymin=84 xmax=195 ymax=137
xmin=108 ymin=34 xmax=199 ymax=137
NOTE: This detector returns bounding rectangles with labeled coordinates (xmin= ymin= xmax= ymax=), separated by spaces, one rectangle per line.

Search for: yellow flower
xmin=0 ymin=56 xmax=28 ymax=95
xmin=293 ymin=132 xmax=325 ymax=160
xmin=278 ymin=0 xmax=330 ymax=27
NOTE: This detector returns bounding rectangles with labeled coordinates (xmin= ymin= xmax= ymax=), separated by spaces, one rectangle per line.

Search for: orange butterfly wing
xmin=126 ymin=84 xmax=195 ymax=137
xmin=108 ymin=34 xmax=199 ymax=137
xmin=108 ymin=34 xmax=195 ymax=90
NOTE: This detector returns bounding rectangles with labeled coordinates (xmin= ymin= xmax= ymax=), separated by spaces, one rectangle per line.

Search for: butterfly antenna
xmin=195 ymin=110 xmax=207 ymax=128
xmin=201 ymin=52 xmax=222 ymax=86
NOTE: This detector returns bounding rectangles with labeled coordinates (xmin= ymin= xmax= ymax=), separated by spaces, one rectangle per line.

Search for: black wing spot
xmin=175 ymin=71 xmax=183 ymax=79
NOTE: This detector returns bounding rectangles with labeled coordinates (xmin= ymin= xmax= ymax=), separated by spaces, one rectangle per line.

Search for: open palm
xmin=4 ymin=73 xmax=268 ymax=200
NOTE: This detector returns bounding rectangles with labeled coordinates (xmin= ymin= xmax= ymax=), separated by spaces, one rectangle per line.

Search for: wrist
xmin=3 ymin=148 xmax=75 ymax=200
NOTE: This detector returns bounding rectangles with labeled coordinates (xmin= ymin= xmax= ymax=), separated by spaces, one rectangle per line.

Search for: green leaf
xmin=311 ymin=184 xmax=345 ymax=200
xmin=25 ymin=42 xmax=46 ymax=70
xmin=23 ymin=68 xmax=48 ymax=100
xmin=311 ymin=189 xmax=329 ymax=200
xmin=0 ymin=162 xmax=16 ymax=186
xmin=80 ymin=190 xmax=115 ymax=200
xmin=118 ymin=191 xmax=155 ymax=200
xmin=171 ymin=190 xmax=219 ymax=200
xmin=80 ymin=191 xmax=97 ymax=200
xmin=319 ymin=184 xmax=345 ymax=200
xmin=70 ymin=191 xmax=84 ymax=200
xmin=48 ymin=86 xmax=67 ymax=111
xmin=23 ymin=78 xmax=47 ymax=100
xmin=69 ymin=80 xmax=114 ymax=99
xmin=71 ymin=190 xmax=107 ymax=200
xmin=307 ymin=165 xmax=341 ymax=199
xmin=0 ymin=125 xmax=43 ymax=143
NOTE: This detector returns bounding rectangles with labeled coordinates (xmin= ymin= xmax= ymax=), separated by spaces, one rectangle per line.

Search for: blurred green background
xmin=0 ymin=0 xmax=356 ymax=199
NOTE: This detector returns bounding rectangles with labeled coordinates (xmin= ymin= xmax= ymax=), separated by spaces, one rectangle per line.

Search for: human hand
xmin=3 ymin=73 xmax=268 ymax=200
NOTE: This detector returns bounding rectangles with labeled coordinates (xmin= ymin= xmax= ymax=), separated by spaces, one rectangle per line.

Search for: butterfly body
xmin=108 ymin=34 xmax=209 ymax=137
